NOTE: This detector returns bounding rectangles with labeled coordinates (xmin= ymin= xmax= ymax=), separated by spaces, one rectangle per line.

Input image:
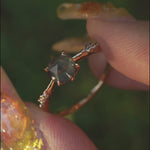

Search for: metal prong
xmin=57 ymin=80 xmax=61 ymax=86
xmin=65 ymin=72 xmax=75 ymax=81
xmin=66 ymin=72 xmax=72 ymax=79
xmin=71 ymin=77 xmax=75 ymax=82
xmin=61 ymin=51 xmax=66 ymax=56
xmin=44 ymin=67 xmax=49 ymax=72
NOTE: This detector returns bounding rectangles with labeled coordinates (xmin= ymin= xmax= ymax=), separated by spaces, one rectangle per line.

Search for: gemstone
xmin=48 ymin=55 xmax=76 ymax=85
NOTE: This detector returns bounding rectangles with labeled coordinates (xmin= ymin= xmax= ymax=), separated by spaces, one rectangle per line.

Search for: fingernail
xmin=52 ymin=35 xmax=94 ymax=53
xmin=1 ymin=95 xmax=48 ymax=149
xmin=57 ymin=2 xmax=135 ymax=21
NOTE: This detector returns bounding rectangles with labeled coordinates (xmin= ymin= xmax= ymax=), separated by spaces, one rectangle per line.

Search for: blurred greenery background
xmin=1 ymin=0 xmax=149 ymax=150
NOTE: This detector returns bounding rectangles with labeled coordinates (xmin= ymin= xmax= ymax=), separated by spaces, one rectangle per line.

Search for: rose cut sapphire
xmin=48 ymin=55 xmax=76 ymax=85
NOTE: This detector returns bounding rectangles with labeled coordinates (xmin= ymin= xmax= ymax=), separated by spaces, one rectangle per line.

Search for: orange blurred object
xmin=1 ymin=67 xmax=48 ymax=149
xmin=1 ymin=95 xmax=27 ymax=146
xmin=1 ymin=94 xmax=47 ymax=150
xmin=57 ymin=1 xmax=135 ymax=20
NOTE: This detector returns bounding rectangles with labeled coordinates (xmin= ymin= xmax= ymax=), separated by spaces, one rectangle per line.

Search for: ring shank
xmin=72 ymin=43 xmax=101 ymax=62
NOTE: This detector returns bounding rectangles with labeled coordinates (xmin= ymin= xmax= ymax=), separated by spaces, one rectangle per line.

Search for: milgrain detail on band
xmin=38 ymin=78 xmax=55 ymax=111
xmin=72 ymin=43 xmax=100 ymax=62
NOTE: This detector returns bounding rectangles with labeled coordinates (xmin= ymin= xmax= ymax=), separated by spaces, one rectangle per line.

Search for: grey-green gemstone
xmin=48 ymin=55 xmax=76 ymax=85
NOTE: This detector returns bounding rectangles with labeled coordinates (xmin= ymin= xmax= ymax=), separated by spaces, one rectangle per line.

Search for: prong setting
xmin=57 ymin=80 xmax=61 ymax=86
xmin=75 ymin=63 xmax=80 ymax=72
xmin=44 ymin=67 xmax=49 ymax=72
xmin=38 ymin=42 xmax=102 ymax=113
xmin=61 ymin=51 xmax=66 ymax=56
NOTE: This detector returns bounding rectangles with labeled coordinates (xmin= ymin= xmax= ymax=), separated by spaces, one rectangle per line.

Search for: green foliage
xmin=1 ymin=0 xmax=149 ymax=150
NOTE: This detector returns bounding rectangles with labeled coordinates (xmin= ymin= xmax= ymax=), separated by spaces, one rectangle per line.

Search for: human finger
xmin=87 ymin=20 xmax=149 ymax=85
xmin=88 ymin=52 xmax=149 ymax=90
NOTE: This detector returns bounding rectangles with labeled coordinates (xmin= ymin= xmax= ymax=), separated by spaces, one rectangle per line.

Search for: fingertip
xmin=86 ymin=19 xmax=149 ymax=85
xmin=26 ymin=103 xmax=97 ymax=150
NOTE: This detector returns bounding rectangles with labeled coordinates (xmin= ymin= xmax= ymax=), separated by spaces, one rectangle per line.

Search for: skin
xmin=87 ymin=19 xmax=149 ymax=89
xmin=1 ymin=19 xmax=149 ymax=149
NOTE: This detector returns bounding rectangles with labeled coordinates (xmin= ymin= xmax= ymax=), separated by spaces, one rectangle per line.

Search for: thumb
xmin=26 ymin=103 xmax=98 ymax=150
xmin=87 ymin=19 xmax=149 ymax=86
